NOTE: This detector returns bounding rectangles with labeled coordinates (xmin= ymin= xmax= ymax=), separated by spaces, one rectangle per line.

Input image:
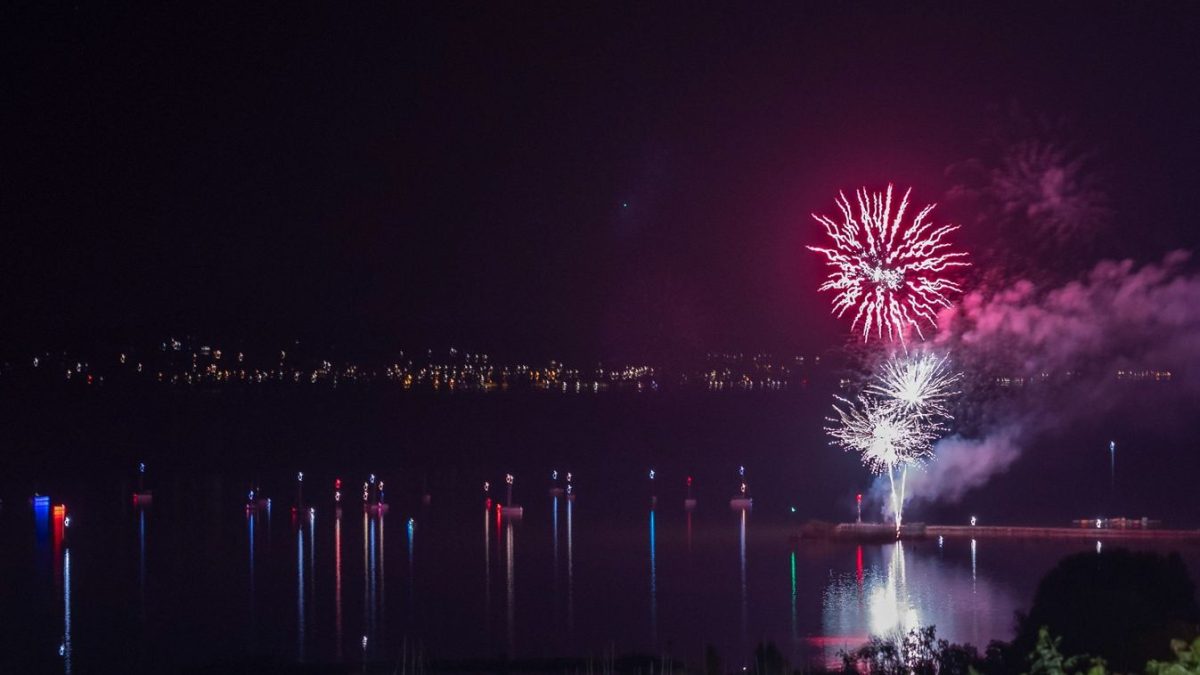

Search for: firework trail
xmin=808 ymin=185 xmax=970 ymax=343
xmin=827 ymin=394 xmax=942 ymax=532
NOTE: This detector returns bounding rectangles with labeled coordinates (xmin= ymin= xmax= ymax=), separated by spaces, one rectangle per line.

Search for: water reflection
xmin=552 ymin=496 xmax=560 ymax=614
xmin=55 ymin=507 xmax=71 ymax=675
xmin=648 ymin=508 xmax=658 ymax=644
xmin=62 ymin=548 xmax=72 ymax=674
xmin=296 ymin=521 xmax=305 ymax=661
xmin=566 ymin=497 xmax=574 ymax=632
xmin=335 ymin=508 xmax=343 ymax=660
xmin=868 ymin=543 xmax=917 ymax=636
xmin=739 ymin=509 xmax=749 ymax=665
xmin=504 ymin=518 xmax=516 ymax=654
xmin=820 ymin=539 xmax=1019 ymax=663
xmin=362 ymin=510 xmax=386 ymax=655
xmin=406 ymin=517 xmax=415 ymax=604
xmin=484 ymin=506 xmax=492 ymax=639
xmin=247 ymin=507 xmax=256 ymax=641
xmin=790 ymin=550 xmax=798 ymax=644
xmin=138 ymin=508 xmax=147 ymax=622
xmin=362 ymin=510 xmax=370 ymax=654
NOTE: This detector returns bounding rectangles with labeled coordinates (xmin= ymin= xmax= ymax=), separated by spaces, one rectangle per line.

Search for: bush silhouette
xmin=1012 ymin=549 xmax=1199 ymax=672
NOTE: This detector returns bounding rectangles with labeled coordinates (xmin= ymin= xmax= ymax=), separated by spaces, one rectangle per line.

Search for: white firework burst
xmin=827 ymin=395 xmax=940 ymax=474
xmin=866 ymin=352 xmax=962 ymax=420
xmin=827 ymin=394 xmax=941 ymax=533
xmin=808 ymin=185 xmax=970 ymax=342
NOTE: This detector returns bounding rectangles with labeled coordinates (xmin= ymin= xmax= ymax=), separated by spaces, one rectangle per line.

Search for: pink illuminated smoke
xmin=808 ymin=185 xmax=970 ymax=342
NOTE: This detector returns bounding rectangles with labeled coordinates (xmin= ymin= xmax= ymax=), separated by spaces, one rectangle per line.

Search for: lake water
xmin=2 ymin=389 xmax=1197 ymax=672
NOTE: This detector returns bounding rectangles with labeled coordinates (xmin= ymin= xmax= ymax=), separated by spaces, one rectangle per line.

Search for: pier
xmin=828 ymin=522 xmax=1200 ymax=542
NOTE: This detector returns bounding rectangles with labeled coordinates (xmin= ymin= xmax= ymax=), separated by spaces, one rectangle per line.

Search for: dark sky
xmin=5 ymin=3 xmax=1200 ymax=358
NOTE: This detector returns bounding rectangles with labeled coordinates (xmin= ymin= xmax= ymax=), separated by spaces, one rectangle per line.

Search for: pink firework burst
xmin=808 ymin=185 xmax=970 ymax=342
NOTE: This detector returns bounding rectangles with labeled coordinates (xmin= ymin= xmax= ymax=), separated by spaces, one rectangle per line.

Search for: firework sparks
xmin=808 ymin=185 xmax=970 ymax=342
xmin=827 ymin=394 xmax=938 ymax=532
xmin=827 ymin=395 xmax=939 ymax=474
xmin=866 ymin=352 xmax=962 ymax=419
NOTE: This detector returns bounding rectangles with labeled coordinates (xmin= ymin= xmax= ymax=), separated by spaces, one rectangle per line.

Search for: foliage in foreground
xmin=838 ymin=626 xmax=1200 ymax=675
xmin=1146 ymin=638 xmax=1200 ymax=675
xmin=1013 ymin=550 xmax=1200 ymax=672
xmin=839 ymin=626 xmax=988 ymax=675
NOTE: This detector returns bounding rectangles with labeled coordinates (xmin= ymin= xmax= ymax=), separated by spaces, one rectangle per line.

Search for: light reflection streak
xmin=362 ymin=510 xmax=370 ymax=657
xmin=484 ymin=506 xmax=491 ymax=639
xmin=406 ymin=517 xmax=414 ymax=605
xmin=297 ymin=524 xmax=306 ymax=661
xmin=505 ymin=519 xmax=516 ymax=655
xmin=54 ymin=507 xmax=71 ymax=675
xmin=566 ymin=497 xmax=574 ymax=632
xmin=790 ymin=550 xmax=798 ymax=644
xmin=971 ymin=538 xmax=977 ymax=587
xmin=335 ymin=508 xmax=343 ymax=660
xmin=138 ymin=507 xmax=147 ymax=627
xmin=649 ymin=509 xmax=658 ymax=644
xmin=739 ymin=509 xmax=748 ymax=664
xmin=247 ymin=508 xmax=256 ymax=639
xmin=369 ymin=514 xmax=377 ymax=642
xmin=552 ymin=496 xmax=560 ymax=614
xmin=379 ymin=512 xmax=386 ymax=623
xmin=62 ymin=548 xmax=72 ymax=674
xmin=309 ymin=509 xmax=316 ymax=609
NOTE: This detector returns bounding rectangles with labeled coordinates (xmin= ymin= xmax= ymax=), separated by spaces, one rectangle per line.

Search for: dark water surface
xmin=2 ymin=389 xmax=1197 ymax=672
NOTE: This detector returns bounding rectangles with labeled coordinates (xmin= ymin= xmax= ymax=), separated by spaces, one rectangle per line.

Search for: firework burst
xmin=827 ymin=394 xmax=941 ymax=533
xmin=866 ymin=352 xmax=962 ymax=420
xmin=808 ymin=185 xmax=970 ymax=342
xmin=827 ymin=395 xmax=939 ymax=474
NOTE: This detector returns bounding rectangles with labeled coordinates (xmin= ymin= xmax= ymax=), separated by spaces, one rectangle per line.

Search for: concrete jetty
xmin=827 ymin=522 xmax=1200 ymax=542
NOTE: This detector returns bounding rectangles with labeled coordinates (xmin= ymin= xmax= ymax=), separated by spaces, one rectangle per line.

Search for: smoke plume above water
xmin=872 ymin=250 xmax=1200 ymax=514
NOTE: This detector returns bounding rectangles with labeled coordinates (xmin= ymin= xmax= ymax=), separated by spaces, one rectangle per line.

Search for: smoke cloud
xmin=873 ymin=250 xmax=1200 ymax=514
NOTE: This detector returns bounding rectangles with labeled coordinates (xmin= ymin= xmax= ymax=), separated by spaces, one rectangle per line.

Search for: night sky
xmin=6 ymin=3 xmax=1200 ymax=358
